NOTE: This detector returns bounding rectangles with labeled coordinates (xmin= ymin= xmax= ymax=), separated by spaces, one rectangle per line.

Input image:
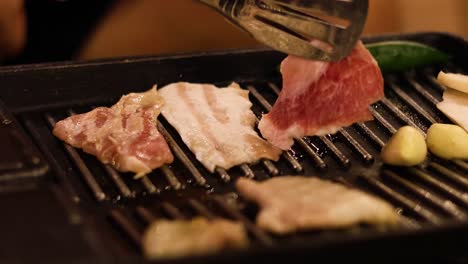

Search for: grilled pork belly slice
xmin=259 ymin=41 xmax=384 ymax=150
xmin=236 ymin=176 xmax=400 ymax=235
xmin=53 ymin=87 xmax=174 ymax=178
xmin=142 ymin=217 xmax=248 ymax=259
xmin=159 ymin=82 xmax=282 ymax=172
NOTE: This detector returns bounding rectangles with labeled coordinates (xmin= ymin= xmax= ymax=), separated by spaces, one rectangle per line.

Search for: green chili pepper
xmin=365 ymin=40 xmax=451 ymax=73
xmin=275 ymin=40 xmax=451 ymax=73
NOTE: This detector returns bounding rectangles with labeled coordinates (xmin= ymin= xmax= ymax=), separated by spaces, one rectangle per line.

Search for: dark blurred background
xmin=1 ymin=0 xmax=260 ymax=65
xmin=6 ymin=0 xmax=115 ymax=64
xmin=1 ymin=0 xmax=467 ymax=65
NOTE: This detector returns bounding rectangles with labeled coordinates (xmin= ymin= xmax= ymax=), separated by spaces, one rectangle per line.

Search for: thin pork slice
xmin=53 ymin=87 xmax=174 ymax=178
xmin=158 ymin=82 xmax=282 ymax=172
xmin=259 ymin=41 xmax=384 ymax=150
xmin=236 ymin=176 xmax=400 ymax=235
xmin=142 ymin=217 xmax=248 ymax=259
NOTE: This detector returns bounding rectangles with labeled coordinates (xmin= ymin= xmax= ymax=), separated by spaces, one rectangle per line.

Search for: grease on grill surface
xmin=18 ymin=53 xmax=468 ymax=260
xmin=0 ymin=102 xmax=48 ymax=181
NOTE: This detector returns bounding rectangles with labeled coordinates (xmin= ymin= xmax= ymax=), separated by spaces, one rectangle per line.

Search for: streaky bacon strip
xmin=258 ymin=41 xmax=384 ymax=150
xmin=158 ymin=82 xmax=281 ymax=173
xmin=53 ymin=87 xmax=174 ymax=178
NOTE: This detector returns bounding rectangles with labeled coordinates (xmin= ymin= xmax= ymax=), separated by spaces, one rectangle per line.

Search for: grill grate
xmin=14 ymin=50 xmax=468 ymax=259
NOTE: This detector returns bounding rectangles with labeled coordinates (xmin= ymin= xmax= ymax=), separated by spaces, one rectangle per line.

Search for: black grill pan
xmin=0 ymin=32 xmax=467 ymax=263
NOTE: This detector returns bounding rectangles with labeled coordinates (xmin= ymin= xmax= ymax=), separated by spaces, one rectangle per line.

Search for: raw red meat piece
xmin=258 ymin=41 xmax=384 ymax=150
xmin=53 ymin=87 xmax=174 ymax=178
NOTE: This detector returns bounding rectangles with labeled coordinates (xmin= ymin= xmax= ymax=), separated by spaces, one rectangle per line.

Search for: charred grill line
xmin=24 ymin=116 xmax=81 ymax=203
xmin=161 ymin=202 xmax=187 ymax=219
xmin=157 ymin=122 xmax=207 ymax=186
xmin=140 ymin=176 xmax=160 ymax=194
xmin=429 ymin=162 xmax=468 ymax=189
xmin=355 ymin=123 xmax=386 ymax=148
xmin=265 ymin=83 xmax=281 ymax=95
xmin=387 ymin=79 xmax=439 ymax=124
xmin=406 ymin=75 xmax=440 ymax=105
xmin=339 ymin=128 xmax=374 ymax=163
xmin=136 ymin=206 xmax=157 ymax=224
xmin=282 ymin=151 xmax=304 ymax=172
xmin=335 ymin=176 xmax=426 ymax=228
xmin=408 ymin=168 xmax=468 ymax=207
xmin=296 ymin=139 xmax=328 ymax=170
xmin=426 ymin=75 xmax=446 ymax=93
xmin=359 ymin=173 xmax=443 ymax=224
xmin=383 ymin=170 xmax=467 ymax=219
xmin=216 ymin=167 xmax=231 ymax=182
xmin=453 ymin=160 xmax=468 ymax=172
xmin=333 ymin=176 xmax=354 ymax=187
xmin=369 ymin=107 xmax=398 ymax=134
xmin=45 ymin=114 xmax=106 ymax=201
xmin=188 ymin=199 xmax=216 ymax=219
xmin=212 ymin=196 xmax=274 ymax=246
xmin=319 ymin=135 xmax=351 ymax=168
xmin=262 ymin=160 xmax=280 ymax=175
xmin=103 ymin=165 xmax=133 ymax=198
xmin=109 ymin=209 xmax=142 ymax=248
xmin=379 ymin=98 xmax=426 ymax=135
xmin=160 ymin=165 xmax=183 ymax=190
xmin=240 ymin=164 xmax=255 ymax=179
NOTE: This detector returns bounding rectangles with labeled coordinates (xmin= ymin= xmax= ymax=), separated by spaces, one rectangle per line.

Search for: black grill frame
xmin=0 ymin=32 xmax=467 ymax=263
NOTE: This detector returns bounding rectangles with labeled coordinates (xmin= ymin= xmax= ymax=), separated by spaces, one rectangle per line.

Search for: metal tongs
xmin=199 ymin=0 xmax=368 ymax=61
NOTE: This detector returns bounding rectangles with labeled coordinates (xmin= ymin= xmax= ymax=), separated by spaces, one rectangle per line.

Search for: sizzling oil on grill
xmin=17 ymin=61 xmax=468 ymax=258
